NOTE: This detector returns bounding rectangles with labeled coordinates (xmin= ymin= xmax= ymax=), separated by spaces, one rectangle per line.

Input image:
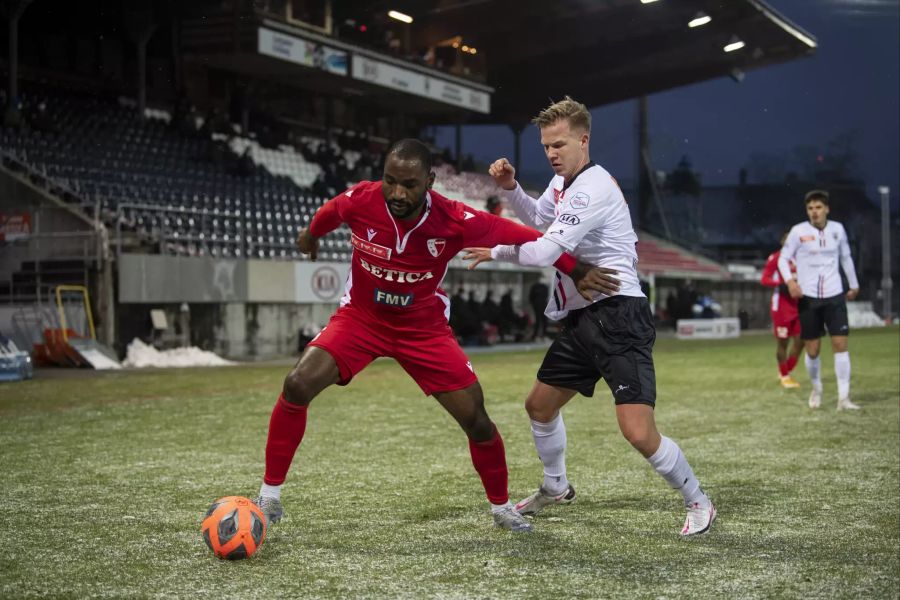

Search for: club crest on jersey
xmin=351 ymin=233 xmax=392 ymax=259
xmin=427 ymin=238 xmax=447 ymax=257
xmin=570 ymin=192 xmax=590 ymax=209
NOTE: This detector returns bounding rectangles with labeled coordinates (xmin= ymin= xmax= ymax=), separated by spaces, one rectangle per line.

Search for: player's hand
xmin=846 ymin=288 xmax=859 ymax=301
xmin=570 ymin=262 xmax=620 ymax=300
xmin=296 ymin=227 xmax=319 ymax=260
xmin=462 ymin=247 xmax=493 ymax=269
xmin=488 ymin=158 xmax=517 ymax=191
xmin=787 ymin=279 xmax=803 ymax=299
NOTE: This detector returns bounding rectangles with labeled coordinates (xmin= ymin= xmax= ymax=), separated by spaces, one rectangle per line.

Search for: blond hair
xmin=531 ymin=96 xmax=591 ymax=132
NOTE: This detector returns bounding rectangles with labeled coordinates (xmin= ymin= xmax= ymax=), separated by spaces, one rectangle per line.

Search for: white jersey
xmin=778 ymin=220 xmax=859 ymax=299
xmin=502 ymin=163 xmax=643 ymax=320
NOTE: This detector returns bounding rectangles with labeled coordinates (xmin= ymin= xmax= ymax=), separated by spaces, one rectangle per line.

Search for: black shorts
xmin=536 ymin=295 xmax=657 ymax=406
xmin=798 ymin=294 xmax=850 ymax=340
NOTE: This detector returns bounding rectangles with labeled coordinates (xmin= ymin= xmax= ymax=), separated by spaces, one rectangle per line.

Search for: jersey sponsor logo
xmin=426 ymin=238 xmax=446 ymax=257
xmin=557 ymin=213 xmax=580 ymax=225
xmin=359 ymin=257 xmax=434 ymax=283
xmin=799 ymin=235 xmax=816 ymax=242
xmin=374 ymin=288 xmax=414 ymax=307
xmin=570 ymin=192 xmax=590 ymax=209
xmin=367 ymin=227 xmax=377 ymax=241
xmin=351 ymin=233 xmax=392 ymax=259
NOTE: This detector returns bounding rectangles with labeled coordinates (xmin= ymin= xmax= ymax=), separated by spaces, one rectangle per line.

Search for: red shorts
xmin=771 ymin=310 xmax=800 ymax=339
xmin=308 ymin=305 xmax=478 ymax=396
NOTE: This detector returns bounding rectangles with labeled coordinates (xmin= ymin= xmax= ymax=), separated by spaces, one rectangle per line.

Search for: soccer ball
xmin=201 ymin=496 xmax=267 ymax=560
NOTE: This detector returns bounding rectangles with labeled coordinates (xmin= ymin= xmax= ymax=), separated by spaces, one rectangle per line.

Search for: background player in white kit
xmin=778 ymin=190 xmax=861 ymax=411
xmin=465 ymin=97 xmax=715 ymax=536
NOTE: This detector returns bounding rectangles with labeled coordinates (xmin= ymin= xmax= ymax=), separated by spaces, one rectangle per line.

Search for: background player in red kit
xmin=760 ymin=232 xmax=803 ymax=389
xmin=254 ymin=139 xmax=619 ymax=533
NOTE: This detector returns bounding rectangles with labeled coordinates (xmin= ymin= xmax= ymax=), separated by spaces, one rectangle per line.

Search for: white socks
xmin=834 ymin=351 xmax=851 ymax=399
xmin=805 ymin=354 xmax=822 ymax=391
xmin=806 ymin=352 xmax=851 ymax=399
xmin=531 ymin=413 xmax=569 ymax=494
xmin=647 ymin=436 xmax=707 ymax=507
xmin=259 ymin=483 xmax=281 ymax=500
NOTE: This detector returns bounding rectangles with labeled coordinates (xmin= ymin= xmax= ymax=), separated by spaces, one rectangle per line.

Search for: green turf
xmin=1 ymin=327 xmax=898 ymax=599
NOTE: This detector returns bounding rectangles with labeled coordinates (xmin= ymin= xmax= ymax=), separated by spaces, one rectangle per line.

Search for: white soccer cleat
xmin=253 ymin=495 xmax=284 ymax=525
xmin=837 ymin=397 xmax=861 ymax=411
xmin=681 ymin=501 xmax=716 ymax=536
xmin=515 ymin=484 xmax=576 ymax=516
xmin=808 ymin=389 xmax=822 ymax=409
xmin=492 ymin=505 xmax=533 ymax=533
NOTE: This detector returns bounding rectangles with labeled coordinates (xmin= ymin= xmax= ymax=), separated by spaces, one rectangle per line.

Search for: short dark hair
xmin=387 ymin=138 xmax=433 ymax=172
xmin=804 ymin=189 xmax=830 ymax=205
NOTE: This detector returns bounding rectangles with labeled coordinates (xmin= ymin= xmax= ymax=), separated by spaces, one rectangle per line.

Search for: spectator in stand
xmin=482 ymin=290 xmax=501 ymax=328
xmin=486 ymin=195 xmax=504 ymax=217
xmin=236 ymin=147 xmax=255 ymax=178
xmin=529 ymin=281 xmax=550 ymax=340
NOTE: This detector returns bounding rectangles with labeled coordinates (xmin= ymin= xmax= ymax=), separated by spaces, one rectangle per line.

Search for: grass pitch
xmin=1 ymin=327 xmax=898 ymax=599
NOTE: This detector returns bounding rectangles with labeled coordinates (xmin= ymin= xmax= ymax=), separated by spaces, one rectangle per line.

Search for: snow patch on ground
xmin=122 ymin=338 xmax=236 ymax=368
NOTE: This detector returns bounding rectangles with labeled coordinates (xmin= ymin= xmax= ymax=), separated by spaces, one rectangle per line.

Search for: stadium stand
xmin=0 ymin=85 xmax=356 ymax=262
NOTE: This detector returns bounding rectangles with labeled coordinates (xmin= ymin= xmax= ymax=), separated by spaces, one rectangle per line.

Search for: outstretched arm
xmin=489 ymin=158 xmax=551 ymax=228
xmin=299 ymin=193 xmax=347 ymax=260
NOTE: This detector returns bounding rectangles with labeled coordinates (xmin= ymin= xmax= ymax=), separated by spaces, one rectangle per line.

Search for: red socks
xmin=779 ymin=356 xmax=799 ymax=377
xmin=468 ymin=424 xmax=509 ymax=505
xmin=263 ymin=394 xmax=308 ymax=486
xmin=785 ymin=355 xmax=798 ymax=374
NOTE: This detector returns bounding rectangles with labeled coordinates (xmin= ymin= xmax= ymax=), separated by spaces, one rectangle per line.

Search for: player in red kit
xmin=254 ymin=139 xmax=619 ymax=534
xmin=760 ymin=233 xmax=802 ymax=389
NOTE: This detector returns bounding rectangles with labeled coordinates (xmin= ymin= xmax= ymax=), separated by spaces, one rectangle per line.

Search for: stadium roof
xmin=181 ymin=0 xmax=815 ymax=125
xmin=334 ymin=0 xmax=817 ymax=124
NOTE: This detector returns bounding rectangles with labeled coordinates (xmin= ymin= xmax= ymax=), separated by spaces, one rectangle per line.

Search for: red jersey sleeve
xmin=309 ymin=183 xmax=369 ymax=237
xmin=760 ymin=253 xmax=781 ymax=288
xmin=460 ymin=208 xmax=576 ymax=274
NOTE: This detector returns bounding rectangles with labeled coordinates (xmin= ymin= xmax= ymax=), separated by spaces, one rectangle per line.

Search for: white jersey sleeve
xmin=500 ymin=182 xmax=556 ymax=229
xmin=837 ymin=223 xmax=860 ymax=290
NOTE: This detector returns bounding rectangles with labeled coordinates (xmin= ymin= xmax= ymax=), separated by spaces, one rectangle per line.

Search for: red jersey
xmin=761 ymin=250 xmax=798 ymax=317
xmin=309 ymin=181 xmax=572 ymax=328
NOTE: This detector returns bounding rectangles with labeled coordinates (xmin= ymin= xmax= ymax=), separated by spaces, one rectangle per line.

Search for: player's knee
xmin=466 ymin=412 xmax=494 ymax=441
xmin=620 ymin=424 xmax=653 ymax=453
xmin=524 ymin=395 xmax=555 ymax=422
xmin=282 ymin=371 xmax=315 ymax=406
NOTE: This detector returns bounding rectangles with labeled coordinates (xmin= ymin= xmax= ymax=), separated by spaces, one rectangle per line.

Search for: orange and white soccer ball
xmin=201 ymin=496 xmax=267 ymax=560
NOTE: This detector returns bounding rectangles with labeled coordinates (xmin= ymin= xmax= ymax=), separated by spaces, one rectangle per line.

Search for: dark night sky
xmin=432 ymin=0 xmax=899 ymax=209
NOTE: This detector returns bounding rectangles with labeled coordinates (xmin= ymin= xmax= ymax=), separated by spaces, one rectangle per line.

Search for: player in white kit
xmin=465 ymin=97 xmax=715 ymax=536
xmin=778 ymin=190 xmax=861 ymax=411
